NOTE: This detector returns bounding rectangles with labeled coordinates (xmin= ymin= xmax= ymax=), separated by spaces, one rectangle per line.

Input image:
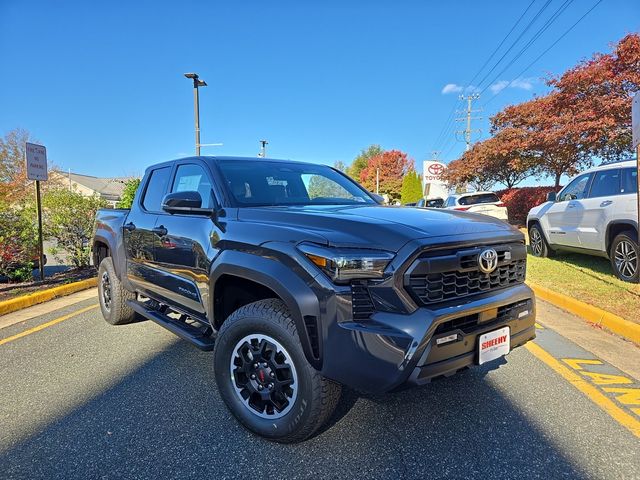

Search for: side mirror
xmin=162 ymin=191 xmax=212 ymax=215
xmin=370 ymin=192 xmax=385 ymax=204
xmin=546 ymin=191 xmax=557 ymax=202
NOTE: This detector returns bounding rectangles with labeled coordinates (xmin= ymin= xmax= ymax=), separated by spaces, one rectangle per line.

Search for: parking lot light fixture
xmin=184 ymin=73 xmax=207 ymax=155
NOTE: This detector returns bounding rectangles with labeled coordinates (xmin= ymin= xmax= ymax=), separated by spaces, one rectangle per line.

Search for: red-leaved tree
xmin=360 ymin=150 xmax=414 ymax=200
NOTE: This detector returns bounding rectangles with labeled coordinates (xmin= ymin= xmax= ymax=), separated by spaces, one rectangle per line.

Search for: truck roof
xmin=145 ymin=156 xmax=324 ymax=173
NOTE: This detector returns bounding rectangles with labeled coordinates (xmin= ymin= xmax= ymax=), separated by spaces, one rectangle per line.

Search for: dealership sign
xmin=422 ymin=160 xmax=448 ymax=199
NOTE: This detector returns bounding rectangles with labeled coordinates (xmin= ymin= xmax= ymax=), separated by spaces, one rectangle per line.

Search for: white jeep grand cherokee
xmin=527 ymin=159 xmax=639 ymax=283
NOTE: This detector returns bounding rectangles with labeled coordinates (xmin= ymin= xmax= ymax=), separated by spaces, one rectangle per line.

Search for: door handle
xmin=567 ymin=203 xmax=576 ymax=209
xmin=152 ymin=225 xmax=168 ymax=236
xmin=123 ymin=222 xmax=136 ymax=232
xmin=600 ymin=200 xmax=613 ymax=207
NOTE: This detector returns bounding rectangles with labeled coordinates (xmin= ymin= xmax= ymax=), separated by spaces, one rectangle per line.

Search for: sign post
xmin=633 ymin=93 xmax=640 ymax=250
xmin=25 ymin=143 xmax=48 ymax=281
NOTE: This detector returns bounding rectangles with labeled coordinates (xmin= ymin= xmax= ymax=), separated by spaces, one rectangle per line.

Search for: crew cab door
xmin=576 ymin=168 xmax=620 ymax=251
xmin=542 ymin=173 xmax=592 ymax=248
xmin=152 ymin=161 xmax=222 ymax=317
xmin=124 ymin=165 xmax=172 ymax=296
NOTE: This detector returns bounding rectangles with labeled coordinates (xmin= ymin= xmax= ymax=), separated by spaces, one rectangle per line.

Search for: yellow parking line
xmin=0 ymin=304 xmax=98 ymax=347
xmin=525 ymin=342 xmax=640 ymax=438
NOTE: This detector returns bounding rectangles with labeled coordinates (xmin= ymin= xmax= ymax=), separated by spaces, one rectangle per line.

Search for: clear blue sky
xmin=1 ymin=0 xmax=638 ymax=178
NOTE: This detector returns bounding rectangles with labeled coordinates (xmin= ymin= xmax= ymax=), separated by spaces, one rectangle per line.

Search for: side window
xmin=171 ymin=164 xmax=213 ymax=209
xmin=557 ymin=174 xmax=591 ymax=202
xmin=621 ymin=168 xmax=638 ymax=194
xmin=589 ymin=169 xmax=620 ymax=198
xmin=445 ymin=196 xmax=457 ymax=207
xmin=142 ymin=167 xmax=172 ymax=212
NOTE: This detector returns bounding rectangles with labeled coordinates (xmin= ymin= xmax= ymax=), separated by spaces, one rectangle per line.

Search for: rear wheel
xmin=610 ymin=231 xmax=639 ymax=283
xmin=97 ymin=257 xmax=138 ymax=325
xmin=213 ymin=299 xmax=341 ymax=443
xmin=529 ymin=224 xmax=554 ymax=258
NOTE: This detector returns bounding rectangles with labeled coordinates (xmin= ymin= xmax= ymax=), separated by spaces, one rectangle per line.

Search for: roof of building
xmin=50 ymin=171 xmax=134 ymax=201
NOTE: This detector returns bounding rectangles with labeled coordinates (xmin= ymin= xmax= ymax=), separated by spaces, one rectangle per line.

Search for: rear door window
xmin=621 ymin=168 xmax=638 ymax=194
xmin=589 ymin=169 xmax=620 ymax=198
xmin=142 ymin=166 xmax=172 ymax=212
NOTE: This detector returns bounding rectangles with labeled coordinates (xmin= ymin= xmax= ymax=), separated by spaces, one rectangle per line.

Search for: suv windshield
xmin=217 ymin=160 xmax=376 ymax=207
xmin=458 ymin=193 xmax=500 ymax=206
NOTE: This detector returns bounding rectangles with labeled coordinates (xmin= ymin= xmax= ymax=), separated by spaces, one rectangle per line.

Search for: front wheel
xmin=213 ymin=299 xmax=341 ymax=443
xmin=529 ymin=224 xmax=554 ymax=258
xmin=610 ymin=232 xmax=639 ymax=283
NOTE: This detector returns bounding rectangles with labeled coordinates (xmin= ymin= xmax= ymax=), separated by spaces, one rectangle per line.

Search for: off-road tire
xmin=610 ymin=231 xmax=639 ymax=283
xmin=97 ymin=257 xmax=138 ymax=325
xmin=213 ymin=299 xmax=342 ymax=443
xmin=529 ymin=223 xmax=554 ymax=258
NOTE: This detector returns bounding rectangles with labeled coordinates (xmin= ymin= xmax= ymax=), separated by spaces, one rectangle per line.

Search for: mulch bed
xmin=0 ymin=267 xmax=97 ymax=303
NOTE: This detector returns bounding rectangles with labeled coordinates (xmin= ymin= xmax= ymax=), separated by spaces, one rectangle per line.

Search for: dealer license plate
xmin=478 ymin=326 xmax=510 ymax=365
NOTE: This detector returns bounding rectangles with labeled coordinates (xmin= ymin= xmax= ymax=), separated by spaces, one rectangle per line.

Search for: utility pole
xmin=184 ymin=73 xmax=207 ymax=155
xmin=258 ymin=140 xmax=268 ymax=158
xmin=455 ymin=93 xmax=482 ymax=151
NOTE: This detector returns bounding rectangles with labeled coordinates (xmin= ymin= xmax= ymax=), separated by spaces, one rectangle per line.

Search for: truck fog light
xmin=436 ymin=333 xmax=459 ymax=345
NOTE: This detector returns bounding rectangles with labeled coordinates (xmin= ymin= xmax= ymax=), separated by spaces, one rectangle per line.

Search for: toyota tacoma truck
xmin=93 ymin=156 xmax=536 ymax=443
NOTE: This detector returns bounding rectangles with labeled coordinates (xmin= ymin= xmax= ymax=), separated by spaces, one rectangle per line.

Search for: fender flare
xmin=605 ymin=220 xmax=639 ymax=252
xmin=93 ymin=232 xmax=127 ymax=282
xmin=210 ymin=250 xmax=323 ymax=369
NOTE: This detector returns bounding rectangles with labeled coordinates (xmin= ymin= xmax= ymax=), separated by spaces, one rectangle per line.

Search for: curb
xmin=529 ymin=282 xmax=640 ymax=346
xmin=0 ymin=277 xmax=97 ymax=317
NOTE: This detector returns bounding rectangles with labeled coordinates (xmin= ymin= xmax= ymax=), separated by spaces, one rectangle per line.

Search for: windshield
xmin=217 ymin=160 xmax=376 ymax=207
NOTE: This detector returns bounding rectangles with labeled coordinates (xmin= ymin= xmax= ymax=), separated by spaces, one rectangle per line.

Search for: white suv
xmin=527 ymin=160 xmax=638 ymax=283
xmin=443 ymin=192 xmax=508 ymax=220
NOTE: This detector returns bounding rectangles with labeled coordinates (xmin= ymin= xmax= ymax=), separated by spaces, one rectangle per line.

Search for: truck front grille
xmin=405 ymin=243 xmax=526 ymax=306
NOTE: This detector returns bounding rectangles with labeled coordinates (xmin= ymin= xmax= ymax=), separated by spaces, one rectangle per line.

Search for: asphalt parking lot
xmin=1 ymin=292 xmax=639 ymax=480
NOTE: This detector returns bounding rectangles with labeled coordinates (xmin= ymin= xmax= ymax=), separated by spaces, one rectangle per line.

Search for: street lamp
xmin=184 ymin=72 xmax=207 ymax=155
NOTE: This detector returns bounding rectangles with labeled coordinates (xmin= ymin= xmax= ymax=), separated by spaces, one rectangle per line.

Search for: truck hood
xmin=237 ymin=204 xmax=521 ymax=251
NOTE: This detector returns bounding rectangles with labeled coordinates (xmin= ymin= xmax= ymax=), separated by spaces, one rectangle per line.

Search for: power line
xmin=474 ymin=0 xmax=554 ymax=90
xmin=465 ymin=0 xmax=537 ymax=89
xmin=478 ymin=0 xmax=575 ymax=96
xmin=482 ymin=0 xmax=604 ymax=108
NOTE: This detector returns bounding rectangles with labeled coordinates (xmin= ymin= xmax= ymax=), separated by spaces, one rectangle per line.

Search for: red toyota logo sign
xmin=427 ymin=164 xmax=444 ymax=175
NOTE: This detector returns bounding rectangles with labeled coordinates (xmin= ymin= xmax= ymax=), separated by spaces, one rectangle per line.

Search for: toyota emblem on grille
xmin=478 ymin=248 xmax=498 ymax=274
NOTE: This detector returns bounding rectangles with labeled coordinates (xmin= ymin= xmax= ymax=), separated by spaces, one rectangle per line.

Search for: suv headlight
xmin=298 ymin=242 xmax=395 ymax=284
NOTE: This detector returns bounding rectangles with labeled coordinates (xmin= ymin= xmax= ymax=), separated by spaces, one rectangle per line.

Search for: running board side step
xmin=126 ymin=300 xmax=215 ymax=351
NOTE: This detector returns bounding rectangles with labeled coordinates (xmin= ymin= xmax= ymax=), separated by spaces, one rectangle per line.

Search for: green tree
xmin=42 ymin=188 xmax=107 ymax=267
xmin=347 ymin=145 xmax=383 ymax=180
xmin=333 ymin=160 xmax=347 ymax=172
xmin=116 ymin=178 xmax=141 ymax=209
xmin=401 ymin=170 xmax=423 ymax=204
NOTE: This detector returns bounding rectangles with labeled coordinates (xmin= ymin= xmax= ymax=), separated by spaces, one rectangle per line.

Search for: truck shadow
xmin=0 ymin=341 xmax=588 ymax=480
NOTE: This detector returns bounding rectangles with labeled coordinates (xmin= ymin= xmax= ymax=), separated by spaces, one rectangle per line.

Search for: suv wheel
xmin=213 ymin=299 xmax=342 ymax=443
xmin=97 ymin=257 xmax=139 ymax=325
xmin=529 ymin=224 xmax=554 ymax=258
xmin=610 ymin=231 xmax=639 ymax=283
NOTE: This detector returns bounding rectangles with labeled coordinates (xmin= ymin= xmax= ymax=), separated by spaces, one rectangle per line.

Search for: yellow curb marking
xmin=0 ymin=304 xmax=98 ymax=347
xmin=581 ymin=372 xmax=634 ymax=386
xmin=528 ymin=282 xmax=640 ymax=346
xmin=525 ymin=343 xmax=640 ymax=438
xmin=0 ymin=278 xmax=97 ymax=317
xmin=534 ymin=322 xmax=544 ymax=330
xmin=602 ymin=387 xmax=640 ymax=406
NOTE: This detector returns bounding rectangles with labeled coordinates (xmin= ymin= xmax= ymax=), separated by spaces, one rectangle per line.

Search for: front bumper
xmin=321 ymin=283 xmax=536 ymax=394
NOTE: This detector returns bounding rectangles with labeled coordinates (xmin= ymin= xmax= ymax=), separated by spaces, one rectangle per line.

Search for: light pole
xmin=184 ymin=73 xmax=207 ymax=155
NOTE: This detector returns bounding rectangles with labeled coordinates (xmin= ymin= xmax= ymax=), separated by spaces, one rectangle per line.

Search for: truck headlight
xmin=298 ymin=243 xmax=395 ymax=284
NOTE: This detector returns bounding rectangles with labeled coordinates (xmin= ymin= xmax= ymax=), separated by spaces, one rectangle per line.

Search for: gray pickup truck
xmin=93 ymin=155 xmax=536 ymax=442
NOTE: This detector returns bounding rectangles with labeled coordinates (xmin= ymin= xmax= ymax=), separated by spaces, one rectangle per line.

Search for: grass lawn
xmin=526 ymin=252 xmax=640 ymax=323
